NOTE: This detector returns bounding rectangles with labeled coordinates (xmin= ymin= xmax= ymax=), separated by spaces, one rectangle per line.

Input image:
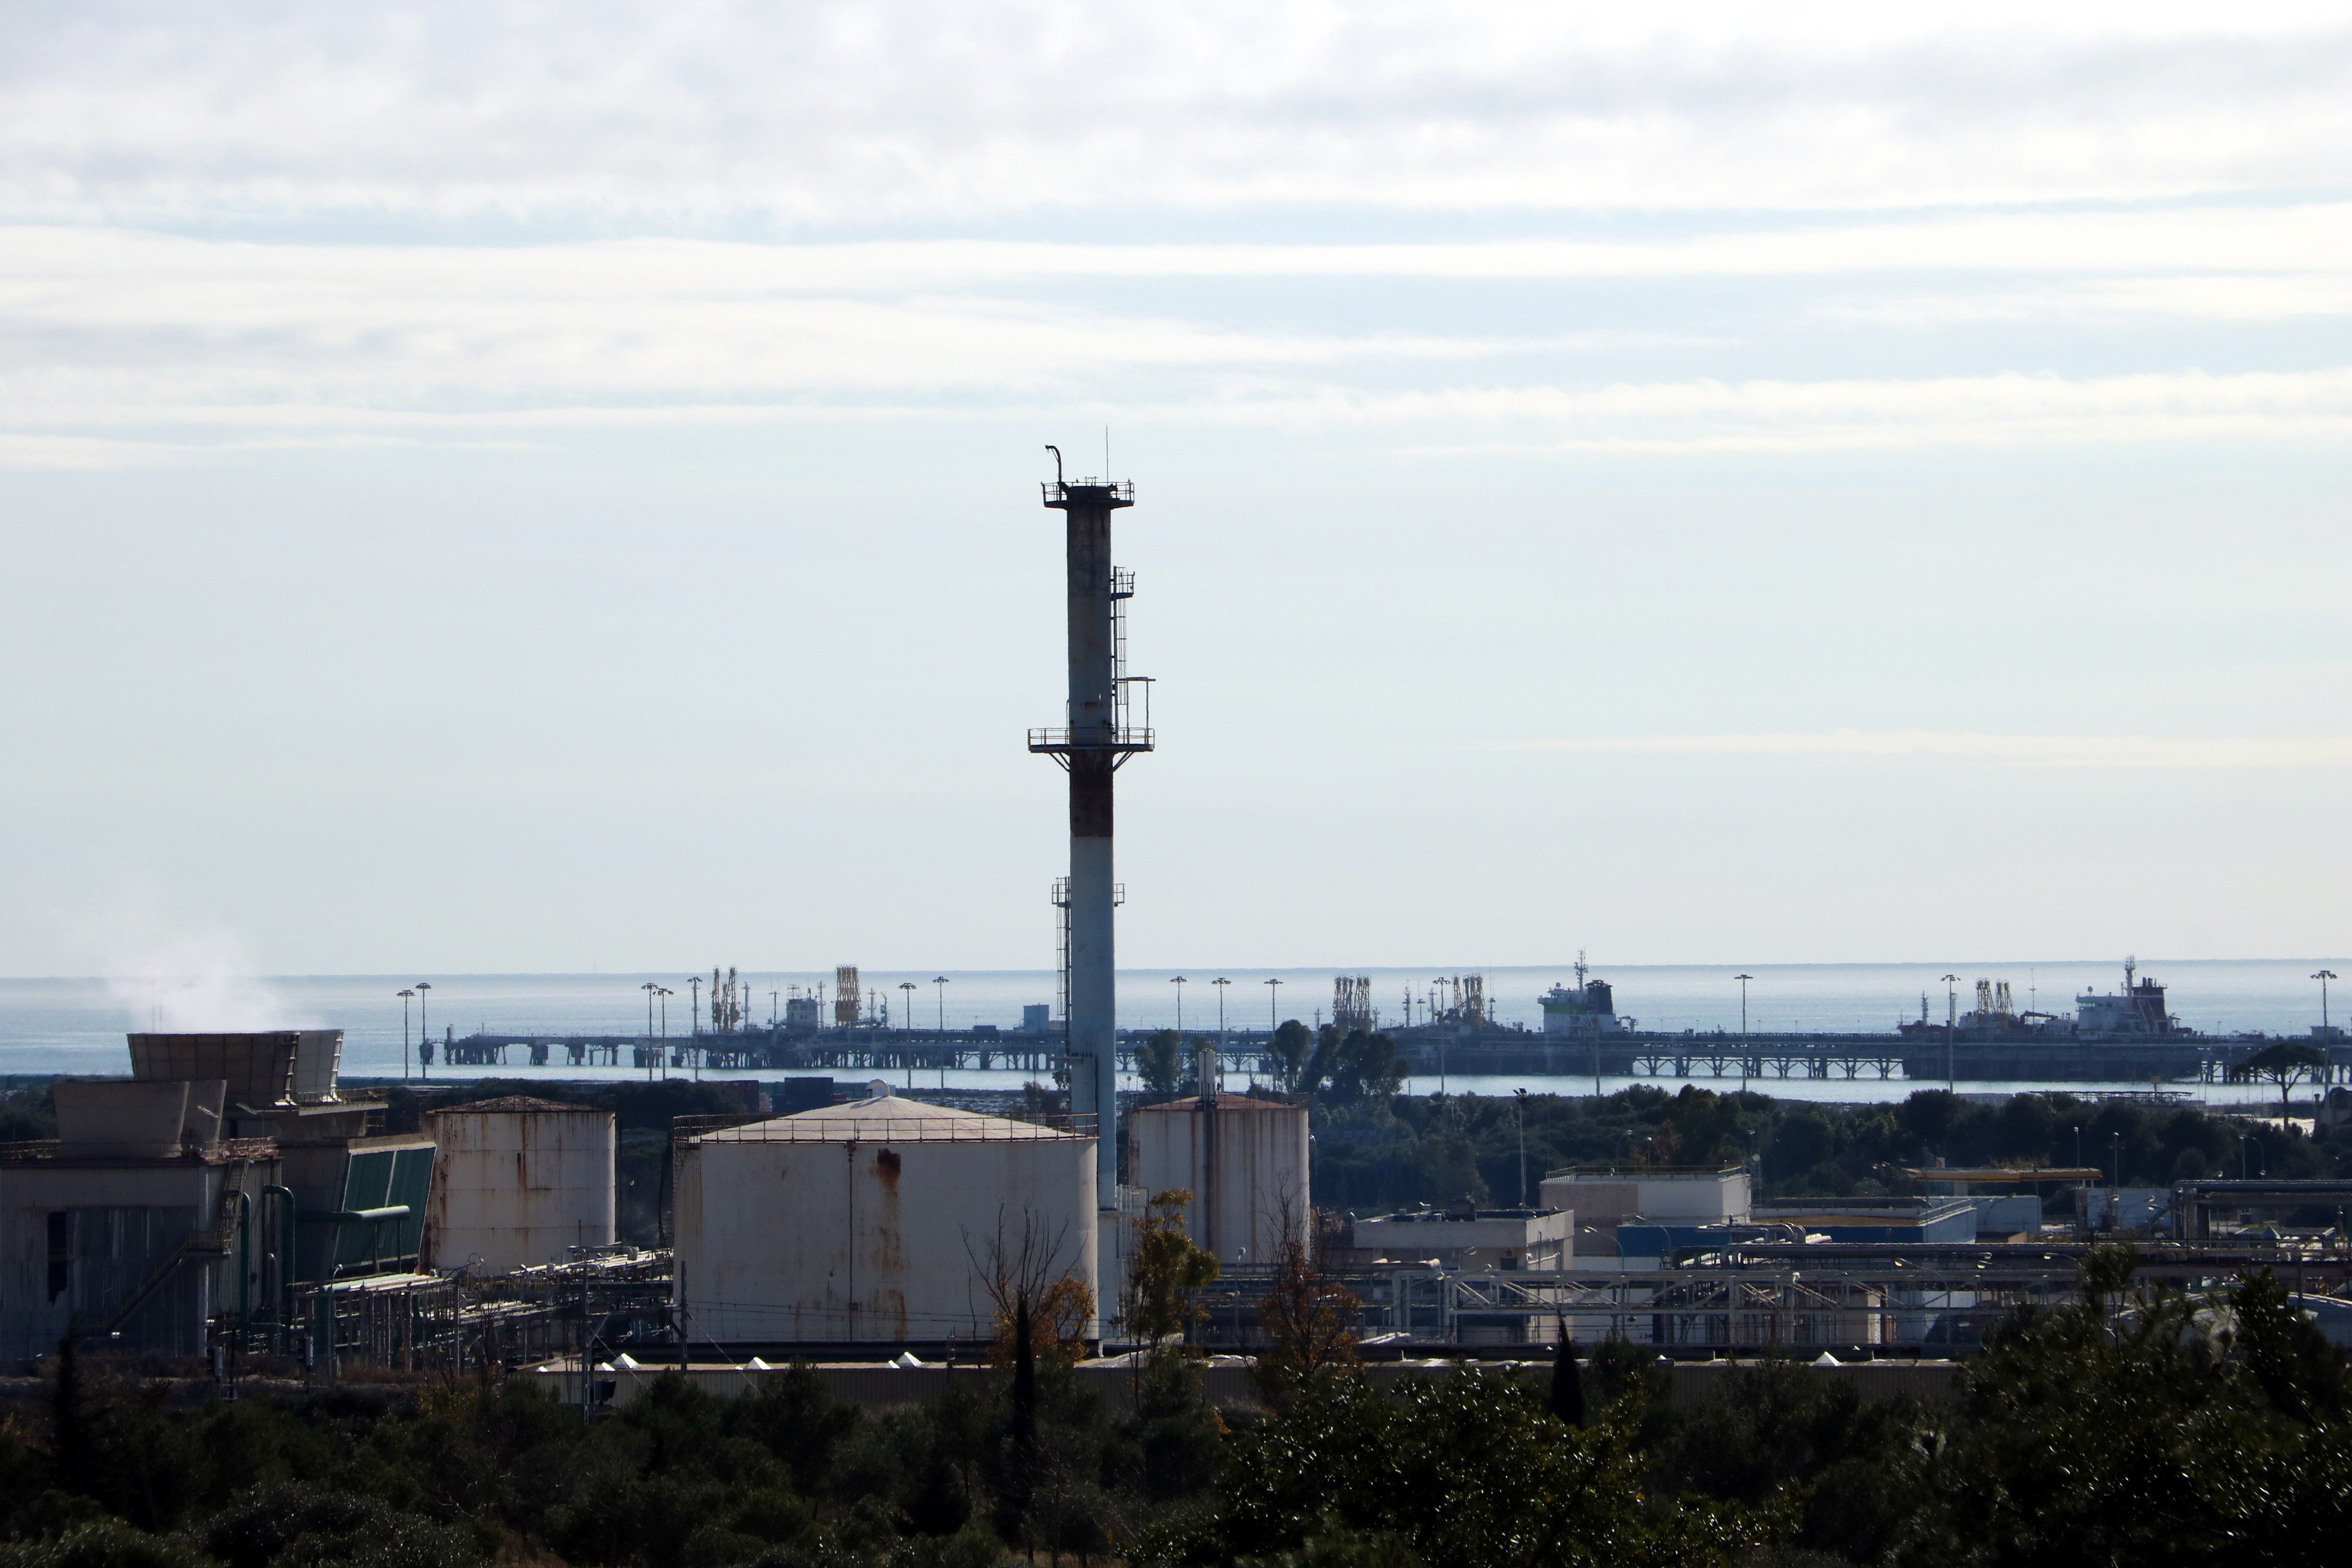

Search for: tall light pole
xmin=656 ymin=987 xmax=672 ymax=1081
xmin=642 ymin=982 xmax=658 ymax=1059
xmin=396 ymin=989 xmax=414 ymax=1082
xmin=688 ymin=976 xmax=703 ymax=1038
xmin=899 ymin=981 xmax=918 ymax=1086
xmin=1170 ymin=975 xmax=1187 ymax=1033
xmin=1212 ymin=977 xmax=1229 ymax=1036
xmin=414 ymin=981 xmax=432 ymax=1079
xmin=2315 ymin=970 xmax=2338 ymax=1032
xmin=1734 ymin=973 xmax=1753 ymax=1093
xmin=1514 ymin=1087 xmax=1529 ymax=1208
xmin=1265 ymin=976 xmax=1283 ymax=1032
xmin=934 ymin=976 xmax=950 ymax=1038
xmin=1941 ymin=973 xmax=1961 ymax=1093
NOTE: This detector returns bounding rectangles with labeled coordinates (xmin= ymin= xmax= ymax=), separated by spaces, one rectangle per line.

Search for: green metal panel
xmin=332 ymin=1145 xmax=434 ymax=1273
xmin=386 ymin=1146 xmax=433 ymax=1260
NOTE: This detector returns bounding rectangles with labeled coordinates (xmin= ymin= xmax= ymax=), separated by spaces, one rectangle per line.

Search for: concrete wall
xmin=425 ymin=1107 xmax=615 ymax=1273
xmin=1128 ymin=1096 xmax=1309 ymax=1268
xmin=674 ymin=1128 xmax=1098 ymax=1345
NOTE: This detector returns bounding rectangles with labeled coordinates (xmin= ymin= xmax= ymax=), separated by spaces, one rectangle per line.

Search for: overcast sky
xmin=2 ymin=1 xmax=2347 ymax=978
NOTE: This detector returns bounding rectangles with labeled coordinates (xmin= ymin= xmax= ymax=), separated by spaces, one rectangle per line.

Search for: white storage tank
xmin=424 ymin=1096 xmax=616 ymax=1273
xmin=672 ymin=1084 xmax=1097 ymax=1346
xmin=1127 ymin=1088 xmax=1310 ymax=1268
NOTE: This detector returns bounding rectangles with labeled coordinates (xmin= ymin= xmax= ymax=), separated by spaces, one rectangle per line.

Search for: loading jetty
xmin=429 ymin=1022 xmax=2346 ymax=1086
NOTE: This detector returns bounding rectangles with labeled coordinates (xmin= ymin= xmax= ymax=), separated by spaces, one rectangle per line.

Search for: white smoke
xmin=83 ymin=902 xmax=318 ymax=1032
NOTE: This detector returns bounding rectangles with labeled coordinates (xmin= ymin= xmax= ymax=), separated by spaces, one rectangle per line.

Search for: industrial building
xmin=1539 ymin=1164 xmax=1752 ymax=1226
xmin=671 ymin=1082 xmax=1097 ymax=1348
xmin=0 ymin=1031 xmax=432 ymax=1364
xmin=0 ymin=1079 xmax=268 ymax=1359
xmin=1346 ymin=1202 xmax=1573 ymax=1272
xmin=424 ymin=1097 xmax=615 ymax=1274
xmin=1128 ymin=1066 xmax=1310 ymax=1270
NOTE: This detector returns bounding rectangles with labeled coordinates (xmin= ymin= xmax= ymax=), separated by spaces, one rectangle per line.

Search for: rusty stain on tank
xmin=868 ymin=1146 xmax=908 ymax=1337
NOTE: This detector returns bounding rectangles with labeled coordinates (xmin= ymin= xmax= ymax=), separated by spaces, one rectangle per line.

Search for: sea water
xmin=0 ymin=959 xmax=2337 ymax=1108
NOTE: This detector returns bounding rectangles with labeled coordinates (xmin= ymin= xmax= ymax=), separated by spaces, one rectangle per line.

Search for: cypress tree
xmin=1549 ymin=1324 xmax=1584 ymax=1426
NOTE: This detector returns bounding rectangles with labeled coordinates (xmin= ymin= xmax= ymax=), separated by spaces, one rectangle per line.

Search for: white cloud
xmin=1500 ymin=732 xmax=2352 ymax=769
xmin=0 ymin=3 xmax=2344 ymax=223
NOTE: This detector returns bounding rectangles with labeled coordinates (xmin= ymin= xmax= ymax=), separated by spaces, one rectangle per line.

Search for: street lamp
xmin=1941 ymin=973 xmax=1961 ymax=1093
xmin=414 ymin=982 xmax=432 ymax=1079
xmin=656 ymin=987 xmax=672 ymax=1081
xmin=642 ymin=982 xmax=659 ymax=1054
xmin=1265 ymin=977 xmax=1283 ymax=1032
xmin=396 ymin=989 xmax=414 ymax=1082
xmin=1734 ymin=973 xmax=1753 ymax=1092
xmin=1212 ymin=977 xmax=1230 ymax=1036
xmin=897 ymin=980 xmax=918 ymax=1086
xmin=2315 ymin=970 xmax=2339 ymax=1032
xmin=1514 ymin=1087 xmax=1529 ymax=1208
xmin=934 ymin=976 xmax=950 ymax=1036
xmin=1170 ymin=975 xmax=1187 ymax=1033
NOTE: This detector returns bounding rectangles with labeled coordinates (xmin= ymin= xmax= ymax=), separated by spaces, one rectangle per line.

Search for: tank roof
xmin=1129 ymin=1092 xmax=1304 ymax=1114
xmin=428 ymin=1096 xmax=606 ymax=1116
xmin=696 ymin=1085 xmax=1089 ymax=1143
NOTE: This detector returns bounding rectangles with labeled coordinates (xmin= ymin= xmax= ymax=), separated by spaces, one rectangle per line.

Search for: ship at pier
xmin=1897 ymin=960 xmax=2185 ymax=1044
xmin=1538 ymin=954 xmax=1629 ymax=1037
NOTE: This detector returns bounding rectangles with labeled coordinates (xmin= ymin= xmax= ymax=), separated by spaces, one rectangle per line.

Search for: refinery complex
xmin=6 ymin=462 xmax=2348 ymax=1396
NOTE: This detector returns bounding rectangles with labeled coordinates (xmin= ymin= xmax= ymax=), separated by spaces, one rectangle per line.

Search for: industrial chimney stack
xmin=1032 ymin=449 xmax=1151 ymax=1209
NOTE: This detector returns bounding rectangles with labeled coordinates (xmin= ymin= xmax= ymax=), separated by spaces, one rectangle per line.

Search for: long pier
xmin=434 ymin=1024 xmax=2349 ymax=1087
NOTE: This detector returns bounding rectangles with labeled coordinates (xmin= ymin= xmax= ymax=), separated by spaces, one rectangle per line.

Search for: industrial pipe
xmin=298 ymin=1206 xmax=412 ymax=1224
xmin=264 ymin=1184 xmax=297 ymax=1344
xmin=235 ymin=1191 xmax=252 ymax=1344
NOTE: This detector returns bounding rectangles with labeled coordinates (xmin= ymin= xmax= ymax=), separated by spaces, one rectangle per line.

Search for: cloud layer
xmin=1502 ymin=733 xmax=2352 ymax=769
xmin=3 ymin=219 xmax=2349 ymax=463
xmin=2 ymin=2 xmax=2347 ymax=223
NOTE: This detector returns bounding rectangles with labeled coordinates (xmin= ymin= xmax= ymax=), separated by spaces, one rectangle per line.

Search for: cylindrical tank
xmin=424 ymin=1097 xmax=616 ymax=1273
xmin=1128 ymin=1091 xmax=1310 ymax=1267
xmin=673 ymin=1085 xmax=1098 ymax=1345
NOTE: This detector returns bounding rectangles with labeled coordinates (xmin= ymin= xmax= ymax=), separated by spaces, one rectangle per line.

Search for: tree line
xmin=4 ymin=1242 xmax=2346 ymax=1567
xmin=1308 ymin=1082 xmax=2352 ymax=1214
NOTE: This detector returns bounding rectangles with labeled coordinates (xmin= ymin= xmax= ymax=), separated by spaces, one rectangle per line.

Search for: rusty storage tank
xmin=1128 ymin=1086 xmax=1309 ymax=1269
xmin=424 ymin=1097 xmax=615 ymax=1273
xmin=672 ymin=1082 xmax=1097 ymax=1346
